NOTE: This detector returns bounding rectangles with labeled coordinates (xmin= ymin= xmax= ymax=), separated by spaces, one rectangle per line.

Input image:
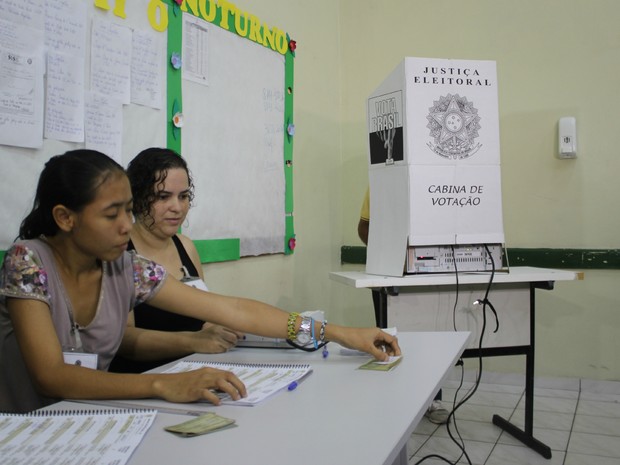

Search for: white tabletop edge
xmin=330 ymin=266 xmax=584 ymax=288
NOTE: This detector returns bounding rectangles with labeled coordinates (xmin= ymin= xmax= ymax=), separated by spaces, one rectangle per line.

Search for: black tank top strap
xmin=171 ymin=235 xmax=199 ymax=277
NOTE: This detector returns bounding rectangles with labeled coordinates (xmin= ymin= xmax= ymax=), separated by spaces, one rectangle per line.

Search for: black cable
xmin=473 ymin=244 xmax=499 ymax=332
xmin=414 ymin=245 xmax=500 ymax=465
xmin=413 ymin=360 xmax=471 ymax=465
xmin=445 ymin=361 xmax=471 ymax=464
xmin=445 ymin=244 xmax=499 ymax=453
xmin=415 ymin=253 xmax=470 ymax=465
xmin=451 ymin=245 xmax=459 ymax=332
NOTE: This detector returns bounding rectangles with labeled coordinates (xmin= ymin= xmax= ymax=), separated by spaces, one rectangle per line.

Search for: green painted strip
xmin=166 ymin=4 xmax=182 ymax=153
xmin=341 ymin=246 xmax=367 ymax=265
xmin=285 ymin=214 xmax=295 ymax=254
xmin=284 ymin=48 xmax=294 ymax=214
xmin=283 ymin=44 xmax=295 ymax=254
xmin=508 ymin=248 xmax=620 ymax=269
xmin=194 ymin=239 xmax=240 ymax=263
xmin=0 ymin=251 xmax=4 ymax=264
xmin=341 ymin=246 xmax=620 ymax=270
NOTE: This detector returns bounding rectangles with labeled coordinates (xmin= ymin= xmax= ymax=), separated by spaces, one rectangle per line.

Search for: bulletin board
xmin=165 ymin=2 xmax=296 ymax=260
xmin=0 ymin=0 xmax=295 ymax=263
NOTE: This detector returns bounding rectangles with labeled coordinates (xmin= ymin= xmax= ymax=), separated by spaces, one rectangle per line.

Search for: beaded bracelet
xmin=287 ymin=312 xmax=300 ymax=340
xmin=319 ymin=320 xmax=327 ymax=342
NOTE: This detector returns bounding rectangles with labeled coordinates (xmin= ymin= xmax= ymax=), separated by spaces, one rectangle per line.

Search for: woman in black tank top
xmin=109 ymin=148 xmax=242 ymax=373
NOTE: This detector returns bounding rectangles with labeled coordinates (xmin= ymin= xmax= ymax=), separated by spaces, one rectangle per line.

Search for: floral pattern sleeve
xmin=0 ymin=243 xmax=50 ymax=303
xmin=131 ymin=252 xmax=167 ymax=305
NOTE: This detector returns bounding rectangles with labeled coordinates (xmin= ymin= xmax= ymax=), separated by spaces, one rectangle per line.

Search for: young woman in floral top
xmin=0 ymin=150 xmax=400 ymax=413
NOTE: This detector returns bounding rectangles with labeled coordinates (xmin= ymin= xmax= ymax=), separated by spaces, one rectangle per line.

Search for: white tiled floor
xmin=408 ymin=370 xmax=620 ymax=464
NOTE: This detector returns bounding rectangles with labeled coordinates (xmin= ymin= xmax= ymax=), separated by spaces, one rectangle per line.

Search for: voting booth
xmin=366 ymin=57 xmax=506 ymax=276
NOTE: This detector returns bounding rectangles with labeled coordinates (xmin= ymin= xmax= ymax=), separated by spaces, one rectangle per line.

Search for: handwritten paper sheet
xmin=44 ymin=50 xmax=85 ymax=142
xmin=131 ymin=28 xmax=164 ymax=109
xmin=0 ymin=43 xmax=44 ymax=148
xmin=0 ymin=15 xmax=45 ymax=148
xmin=0 ymin=0 xmax=44 ymax=31
xmin=85 ymin=91 xmax=123 ymax=163
xmin=44 ymin=0 xmax=87 ymax=57
xmin=91 ymin=18 xmax=132 ymax=105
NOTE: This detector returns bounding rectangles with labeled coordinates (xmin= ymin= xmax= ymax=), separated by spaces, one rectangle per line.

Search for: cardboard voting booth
xmin=366 ymin=57 xmax=505 ymax=277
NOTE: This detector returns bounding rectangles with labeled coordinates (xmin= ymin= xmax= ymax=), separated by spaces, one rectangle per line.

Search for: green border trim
xmin=283 ymin=36 xmax=295 ymax=254
xmin=166 ymin=5 xmax=182 ymax=153
xmin=341 ymin=246 xmax=620 ymax=270
xmin=165 ymin=1 xmax=295 ymax=260
xmin=194 ymin=239 xmax=240 ymax=263
xmin=507 ymin=248 xmax=620 ymax=269
xmin=341 ymin=246 xmax=367 ymax=265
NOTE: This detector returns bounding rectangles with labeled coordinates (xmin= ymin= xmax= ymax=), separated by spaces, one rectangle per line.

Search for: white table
xmin=46 ymin=332 xmax=469 ymax=465
xmin=330 ymin=266 xmax=583 ymax=459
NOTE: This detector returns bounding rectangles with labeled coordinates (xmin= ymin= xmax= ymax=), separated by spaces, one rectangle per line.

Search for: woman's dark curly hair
xmin=127 ymin=148 xmax=195 ymax=230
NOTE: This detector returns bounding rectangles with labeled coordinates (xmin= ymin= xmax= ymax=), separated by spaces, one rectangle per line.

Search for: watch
xmin=295 ymin=316 xmax=313 ymax=346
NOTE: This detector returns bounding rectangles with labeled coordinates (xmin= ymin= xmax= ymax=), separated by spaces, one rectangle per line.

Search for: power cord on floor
xmin=413 ymin=244 xmax=499 ymax=464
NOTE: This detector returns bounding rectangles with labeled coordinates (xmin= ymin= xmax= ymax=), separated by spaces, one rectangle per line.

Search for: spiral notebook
xmin=163 ymin=360 xmax=313 ymax=406
xmin=0 ymin=408 xmax=156 ymax=465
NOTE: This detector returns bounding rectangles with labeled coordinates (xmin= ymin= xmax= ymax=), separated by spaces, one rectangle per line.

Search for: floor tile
xmin=515 ymin=394 xmax=578 ymax=414
xmin=447 ymin=369 xmax=525 ymax=388
xmin=579 ymin=391 xmax=620 ymax=403
xmin=408 ymin=456 xmax=454 ymax=465
xmin=572 ymin=413 xmax=620 ymax=435
xmin=413 ymin=418 xmax=440 ymax=435
xmin=534 ymin=387 xmax=579 ymax=400
xmin=581 ymin=378 xmax=620 ymax=396
xmin=409 ymin=457 xmax=446 ymax=465
xmin=476 ymin=382 xmax=525 ymax=395
xmin=509 ymin=408 xmax=575 ymax=431
xmin=442 ymin=387 xmax=522 ymax=409
xmin=577 ymin=399 xmax=620 ymax=418
xmin=410 ymin=372 xmax=620 ymax=465
xmin=565 ymin=452 xmax=620 ymax=465
xmin=451 ymin=403 xmax=514 ymax=424
xmin=411 ymin=436 xmax=493 ymax=465
xmin=407 ymin=433 xmax=432 ymax=456
xmin=485 ymin=443 xmax=565 ymax=465
xmin=534 ymin=376 xmax=580 ymax=392
xmin=568 ymin=431 xmax=620 ymax=458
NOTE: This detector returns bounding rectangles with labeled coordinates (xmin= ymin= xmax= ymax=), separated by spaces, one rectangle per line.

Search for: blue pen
xmin=288 ymin=381 xmax=298 ymax=391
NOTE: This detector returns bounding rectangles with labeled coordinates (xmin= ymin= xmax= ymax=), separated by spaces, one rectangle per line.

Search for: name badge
xmin=182 ymin=277 xmax=209 ymax=292
xmin=63 ymin=352 xmax=98 ymax=369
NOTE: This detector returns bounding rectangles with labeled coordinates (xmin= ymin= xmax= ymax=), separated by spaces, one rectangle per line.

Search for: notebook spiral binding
xmin=1 ymin=408 xmax=155 ymax=417
xmin=196 ymin=361 xmax=310 ymax=369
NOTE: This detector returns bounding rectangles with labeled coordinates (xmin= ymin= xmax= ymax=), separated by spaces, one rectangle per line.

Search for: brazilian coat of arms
xmin=426 ymin=94 xmax=481 ymax=160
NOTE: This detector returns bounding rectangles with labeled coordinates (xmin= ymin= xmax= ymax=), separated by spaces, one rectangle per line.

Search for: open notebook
xmin=0 ymin=408 xmax=156 ymax=465
xmin=163 ymin=360 xmax=312 ymax=406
